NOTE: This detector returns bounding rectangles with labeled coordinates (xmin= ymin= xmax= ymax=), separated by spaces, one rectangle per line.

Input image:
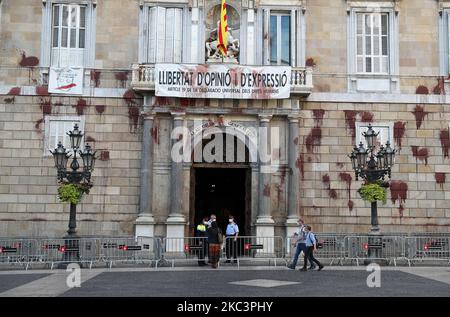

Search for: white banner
xmin=155 ymin=64 xmax=291 ymax=99
xmin=49 ymin=67 xmax=84 ymax=95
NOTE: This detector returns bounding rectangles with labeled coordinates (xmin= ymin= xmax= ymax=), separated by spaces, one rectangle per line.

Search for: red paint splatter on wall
xmin=411 ymin=146 xmax=429 ymax=165
xmin=435 ymin=173 xmax=446 ymax=189
xmin=95 ymin=105 xmax=106 ymax=114
xmin=7 ymin=87 xmax=21 ymax=95
xmin=433 ymin=77 xmax=445 ymax=95
xmin=86 ymin=136 xmax=96 ymax=143
xmin=305 ymin=128 xmax=322 ymax=153
xmin=40 ymin=99 xmax=52 ymax=115
xmin=347 ymin=200 xmax=354 ymax=211
xmin=128 ymin=106 xmax=140 ymax=130
xmin=312 ymin=109 xmax=325 ymax=127
xmin=415 ymin=85 xmax=429 ymax=94
xmin=151 ymin=126 xmax=160 ymax=145
xmin=123 ymin=89 xmax=136 ymax=107
xmin=390 ymin=181 xmax=408 ymax=217
xmin=263 ymin=184 xmax=271 ymax=197
xmin=322 ymin=174 xmax=330 ymax=188
xmin=18 ymin=51 xmax=39 ymax=67
xmin=344 ymin=110 xmax=358 ymax=140
xmin=35 ymin=118 xmax=44 ymax=132
xmin=154 ymin=97 xmax=171 ymax=107
xmin=295 ymin=154 xmax=305 ymax=180
xmin=36 ymin=86 xmax=49 ymax=96
xmin=115 ymin=71 xmax=128 ymax=87
xmin=305 ymin=58 xmax=316 ymax=67
xmin=72 ymin=99 xmax=88 ymax=116
xmin=329 ymin=189 xmax=338 ymax=200
xmin=180 ymin=98 xmax=195 ymax=107
xmin=339 ymin=172 xmax=352 ymax=200
xmin=411 ymin=105 xmax=428 ymax=130
xmin=336 ymin=162 xmax=344 ymax=168
xmin=439 ymin=129 xmax=450 ymax=159
xmin=99 ymin=150 xmax=110 ymax=161
xmin=90 ymin=70 xmax=101 ymax=88
xmin=394 ymin=121 xmax=406 ymax=150
xmin=360 ymin=111 xmax=374 ymax=123
xmin=4 ymin=97 xmax=15 ymax=104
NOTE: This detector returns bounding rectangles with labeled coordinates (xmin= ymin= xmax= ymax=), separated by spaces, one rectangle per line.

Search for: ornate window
xmin=44 ymin=116 xmax=84 ymax=155
xmin=269 ymin=13 xmax=291 ymax=66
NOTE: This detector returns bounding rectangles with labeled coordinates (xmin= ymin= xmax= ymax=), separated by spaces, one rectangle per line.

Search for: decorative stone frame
xmin=355 ymin=121 xmax=394 ymax=149
xmin=43 ymin=115 xmax=85 ymax=157
xmin=346 ymin=0 xmax=400 ymax=93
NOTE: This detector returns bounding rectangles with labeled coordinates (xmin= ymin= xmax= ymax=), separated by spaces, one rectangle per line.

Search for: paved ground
xmin=0 ymin=266 xmax=448 ymax=297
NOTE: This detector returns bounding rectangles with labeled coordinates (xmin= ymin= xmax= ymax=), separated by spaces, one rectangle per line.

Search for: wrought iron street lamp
xmin=348 ymin=124 xmax=396 ymax=264
xmin=50 ymin=124 xmax=97 ymax=266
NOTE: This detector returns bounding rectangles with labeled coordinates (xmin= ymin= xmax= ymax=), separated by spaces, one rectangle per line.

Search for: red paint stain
xmin=99 ymin=150 xmax=110 ymax=161
xmin=7 ymin=87 xmax=21 ymax=95
xmin=154 ymin=97 xmax=170 ymax=107
xmin=123 ymin=89 xmax=136 ymax=107
xmin=439 ymin=129 xmax=450 ymax=159
xmin=336 ymin=162 xmax=344 ymax=168
xmin=263 ymin=184 xmax=271 ymax=197
xmin=435 ymin=173 xmax=446 ymax=189
xmin=180 ymin=98 xmax=195 ymax=107
xmin=95 ymin=105 xmax=106 ymax=114
xmin=4 ymin=97 xmax=15 ymax=104
xmin=433 ymin=77 xmax=445 ymax=95
xmin=115 ymin=71 xmax=128 ymax=87
xmin=151 ymin=126 xmax=160 ymax=145
xmin=322 ymin=174 xmax=330 ymax=188
xmin=305 ymin=128 xmax=322 ymax=153
xmin=411 ymin=105 xmax=428 ymax=130
xmin=347 ymin=200 xmax=354 ymax=212
xmin=128 ymin=106 xmax=140 ymax=130
xmin=73 ymin=98 xmax=88 ymax=116
xmin=18 ymin=51 xmax=39 ymax=67
xmin=344 ymin=110 xmax=358 ymax=140
xmin=40 ymin=99 xmax=52 ymax=115
xmin=360 ymin=111 xmax=374 ymax=123
xmin=394 ymin=121 xmax=406 ymax=150
xmin=305 ymin=58 xmax=316 ymax=67
xmin=329 ymin=189 xmax=338 ymax=200
xmin=90 ymin=70 xmax=101 ymax=87
xmin=411 ymin=146 xmax=429 ymax=165
xmin=86 ymin=136 xmax=96 ymax=143
xmin=339 ymin=172 xmax=352 ymax=200
xmin=36 ymin=86 xmax=49 ymax=96
xmin=34 ymin=118 xmax=44 ymax=132
xmin=312 ymin=109 xmax=325 ymax=127
xmin=295 ymin=154 xmax=305 ymax=180
xmin=390 ymin=181 xmax=408 ymax=217
xmin=415 ymin=85 xmax=429 ymax=94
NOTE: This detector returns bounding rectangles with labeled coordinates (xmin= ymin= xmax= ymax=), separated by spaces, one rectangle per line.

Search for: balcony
xmin=131 ymin=64 xmax=313 ymax=97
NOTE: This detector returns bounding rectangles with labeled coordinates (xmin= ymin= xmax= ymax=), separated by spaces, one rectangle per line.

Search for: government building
xmin=0 ymin=0 xmax=449 ymax=240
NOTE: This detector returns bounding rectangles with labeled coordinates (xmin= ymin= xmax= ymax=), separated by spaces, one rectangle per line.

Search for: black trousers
xmin=303 ymin=246 xmax=322 ymax=269
xmin=226 ymin=236 xmax=237 ymax=260
xmin=197 ymin=237 xmax=208 ymax=264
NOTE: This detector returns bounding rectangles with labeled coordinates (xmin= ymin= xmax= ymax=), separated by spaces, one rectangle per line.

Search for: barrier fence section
xmin=161 ymin=237 xmax=209 ymax=267
xmin=0 ymin=238 xmax=40 ymax=270
xmin=224 ymin=236 xmax=285 ymax=267
xmin=405 ymin=236 xmax=450 ymax=265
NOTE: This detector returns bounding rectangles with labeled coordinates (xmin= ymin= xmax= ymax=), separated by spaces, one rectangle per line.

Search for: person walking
xmin=225 ymin=215 xmax=239 ymax=263
xmin=288 ymin=219 xmax=316 ymax=269
xmin=207 ymin=221 xmax=222 ymax=269
xmin=300 ymin=225 xmax=324 ymax=271
xmin=196 ymin=217 xmax=209 ymax=266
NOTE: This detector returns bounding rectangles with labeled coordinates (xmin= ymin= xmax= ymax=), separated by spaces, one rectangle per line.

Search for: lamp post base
xmin=57 ymin=235 xmax=82 ymax=269
xmin=364 ymin=232 xmax=388 ymax=266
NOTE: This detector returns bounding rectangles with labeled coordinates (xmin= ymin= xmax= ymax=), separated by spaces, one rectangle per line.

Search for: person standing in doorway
xmin=225 ymin=215 xmax=239 ymax=263
xmin=300 ymin=225 xmax=324 ymax=271
xmin=207 ymin=221 xmax=221 ymax=269
xmin=207 ymin=214 xmax=217 ymax=227
xmin=196 ymin=217 xmax=209 ymax=266
xmin=288 ymin=219 xmax=316 ymax=269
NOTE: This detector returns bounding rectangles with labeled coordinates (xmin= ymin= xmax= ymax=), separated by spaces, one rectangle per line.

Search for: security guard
xmin=196 ymin=217 xmax=209 ymax=266
xmin=225 ymin=215 xmax=239 ymax=263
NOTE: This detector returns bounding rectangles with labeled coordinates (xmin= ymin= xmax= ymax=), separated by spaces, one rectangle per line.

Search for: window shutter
xmin=448 ymin=12 xmax=450 ymax=72
xmin=165 ymin=9 xmax=175 ymax=62
xmin=148 ymin=7 xmax=158 ymax=63
xmin=173 ymin=8 xmax=183 ymax=63
xmin=156 ymin=7 xmax=167 ymax=62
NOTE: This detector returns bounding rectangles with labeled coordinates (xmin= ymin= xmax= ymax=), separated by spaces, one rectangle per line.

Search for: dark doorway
xmin=191 ymin=167 xmax=249 ymax=237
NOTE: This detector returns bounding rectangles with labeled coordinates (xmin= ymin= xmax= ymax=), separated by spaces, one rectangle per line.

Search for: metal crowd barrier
xmin=224 ymin=236 xmax=285 ymax=268
xmin=405 ymin=236 xmax=450 ymax=265
xmin=160 ymin=237 xmax=209 ymax=267
xmin=0 ymin=238 xmax=41 ymax=270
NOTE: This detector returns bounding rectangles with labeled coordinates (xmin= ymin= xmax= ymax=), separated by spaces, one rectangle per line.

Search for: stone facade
xmin=0 ymin=0 xmax=449 ymax=237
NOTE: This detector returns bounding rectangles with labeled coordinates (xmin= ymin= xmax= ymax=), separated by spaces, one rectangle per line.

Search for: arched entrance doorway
xmin=189 ymin=132 xmax=251 ymax=237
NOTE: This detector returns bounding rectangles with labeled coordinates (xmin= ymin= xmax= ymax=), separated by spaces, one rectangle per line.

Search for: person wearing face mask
xmin=196 ymin=217 xmax=209 ymax=266
xmin=225 ymin=215 xmax=239 ymax=263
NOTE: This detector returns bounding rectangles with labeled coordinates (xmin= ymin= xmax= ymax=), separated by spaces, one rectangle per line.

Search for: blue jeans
xmin=291 ymin=243 xmax=314 ymax=267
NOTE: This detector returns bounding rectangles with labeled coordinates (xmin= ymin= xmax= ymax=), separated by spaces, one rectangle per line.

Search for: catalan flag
xmin=217 ymin=0 xmax=228 ymax=56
